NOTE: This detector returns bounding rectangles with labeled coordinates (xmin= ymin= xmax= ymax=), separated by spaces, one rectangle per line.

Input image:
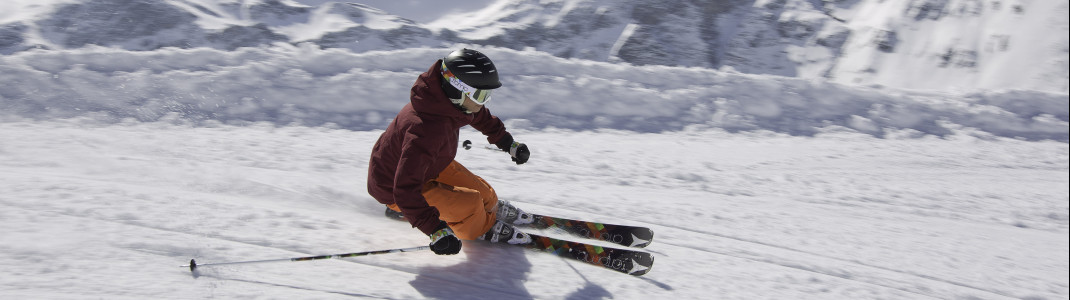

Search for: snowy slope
xmin=0 ymin=44 xmax=1067 ymax=299
xmin=0 ymin=1 xmax=1067 ymax=299
xmin=0 ymin=120 xmax=1066 ymax=299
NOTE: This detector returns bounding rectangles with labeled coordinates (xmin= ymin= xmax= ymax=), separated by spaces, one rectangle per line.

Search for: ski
xmin=386 ymin=208 xmax=655 ymax=276
xmin=521 ymin=214 xmax=654 ymax=248
xmin=521 ymin=230 xmax=654 ymax=276
xmin=385 ymin=206 xmax=655 ymax=248
xmin=481 ymin=222 xmax=654 ymax=276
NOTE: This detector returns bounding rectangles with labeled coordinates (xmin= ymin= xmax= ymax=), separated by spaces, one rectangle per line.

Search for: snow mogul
xmin=367 ymin=49 xmax=534 ymax=255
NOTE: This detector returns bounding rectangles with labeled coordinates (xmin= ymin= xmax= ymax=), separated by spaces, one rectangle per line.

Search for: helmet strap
xmin=453 ymin=102 xmax=473 ymax=114
xmin=449 ymin=96 xmax=470 ymax=113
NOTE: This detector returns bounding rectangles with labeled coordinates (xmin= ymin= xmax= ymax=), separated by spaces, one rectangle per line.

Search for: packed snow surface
xmin=0 ymin=119 xmax=1066 ymax=299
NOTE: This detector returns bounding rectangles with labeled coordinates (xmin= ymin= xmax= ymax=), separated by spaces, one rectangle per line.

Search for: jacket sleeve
xmin=393 ymin=128 xmax=444 ymax=235
xmin=470 ymin=107 xmax=511 ymax=145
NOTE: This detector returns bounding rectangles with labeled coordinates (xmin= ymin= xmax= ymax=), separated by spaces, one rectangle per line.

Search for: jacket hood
xmin=410 ymin=60 xmax=472 ymax=125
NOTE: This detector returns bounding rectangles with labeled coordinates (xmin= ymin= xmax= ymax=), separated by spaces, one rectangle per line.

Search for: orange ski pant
xmin=387 ymin=160 xmax=499 ymax=240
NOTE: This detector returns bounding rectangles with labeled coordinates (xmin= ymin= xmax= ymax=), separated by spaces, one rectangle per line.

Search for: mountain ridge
xmin=1 ymin=0 xmax=1066 ymax=93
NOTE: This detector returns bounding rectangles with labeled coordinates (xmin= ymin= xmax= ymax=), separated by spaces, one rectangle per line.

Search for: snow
xmin=3 ymin=0 xmax=1067 ymax=93
xmin=1 ymin=45 xmax=1065 ymax=140
xmin=825 ymin=0 xmax=1069 ymax=92
xmin=608 ymin=23 xmax=639 ymax=61
xmin=297 ymin=0 xmax=496 ymax=24
xmin=0 ymin=2 xmax=1068 ymax=299
xmin=1 ymin=119 xmax=1066 ymax=299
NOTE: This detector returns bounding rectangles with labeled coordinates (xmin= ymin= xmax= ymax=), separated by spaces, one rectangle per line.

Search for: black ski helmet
xmin=441 ymin=48 xmax=501 ymax=89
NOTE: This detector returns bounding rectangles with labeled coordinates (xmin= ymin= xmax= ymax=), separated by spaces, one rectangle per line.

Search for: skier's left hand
xmin=508 ymin=142 xmax=529 ymax=165
xmin=496 ymin=135 xmax=530 ymax=165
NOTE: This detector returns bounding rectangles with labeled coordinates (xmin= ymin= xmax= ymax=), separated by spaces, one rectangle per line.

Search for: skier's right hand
xmin=429 ymin=221 xmax=461 ymax=255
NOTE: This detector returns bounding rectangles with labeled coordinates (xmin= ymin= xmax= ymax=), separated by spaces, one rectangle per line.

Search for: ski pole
xmin=182 ymin=245 xmax=430 ymax=272
xmin=461 ymin=140 xmax=500 ymax=151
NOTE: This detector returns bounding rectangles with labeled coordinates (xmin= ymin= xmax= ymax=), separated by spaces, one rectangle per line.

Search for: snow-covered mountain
xmin=2 ymin=0 xmax=1066 ymax=93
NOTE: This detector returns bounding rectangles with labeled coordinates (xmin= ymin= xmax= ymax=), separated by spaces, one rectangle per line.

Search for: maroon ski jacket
xmin=367 ymin=60 xmax=510 ymax=235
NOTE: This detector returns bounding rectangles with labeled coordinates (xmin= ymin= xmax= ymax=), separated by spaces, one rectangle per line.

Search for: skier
xmin=367 ymin=48 xmax=534 ymax=256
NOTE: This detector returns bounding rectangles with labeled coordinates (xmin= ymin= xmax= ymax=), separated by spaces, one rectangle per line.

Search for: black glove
xmin=495 ymin=134 xmax=530 ymax=165
xmin=428 ymin=221 xmax=461 ymax=255
xmin=509 ymin=143 xmax=529 ymax=164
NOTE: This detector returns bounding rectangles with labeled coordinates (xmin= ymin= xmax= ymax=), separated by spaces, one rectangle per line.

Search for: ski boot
xmin=496 ymin=200 xmax=534 ymax=225
xmin=385 ymin=207 xmax=405 ymax=221
xmin=479 ymin=221 xmax=533 ymax=245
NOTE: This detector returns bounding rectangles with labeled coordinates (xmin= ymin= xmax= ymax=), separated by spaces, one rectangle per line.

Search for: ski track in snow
xmin=1 ymin=120 xmax=1066 ymax=299
xmin=652 ymin=222 xmax=1018 ymax=299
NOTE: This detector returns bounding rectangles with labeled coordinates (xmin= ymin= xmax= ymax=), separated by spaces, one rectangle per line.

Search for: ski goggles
xmin=441 ymin=62 xmax=493 ymax=105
